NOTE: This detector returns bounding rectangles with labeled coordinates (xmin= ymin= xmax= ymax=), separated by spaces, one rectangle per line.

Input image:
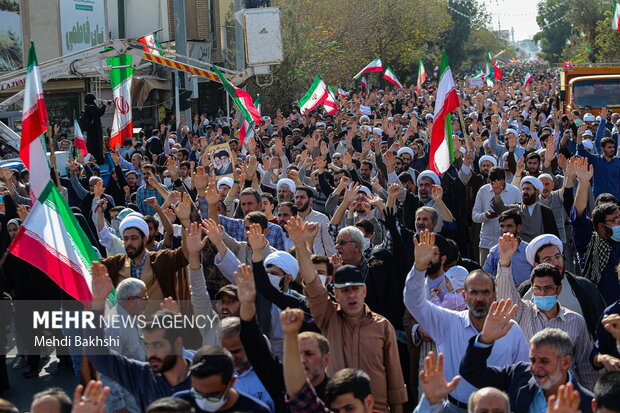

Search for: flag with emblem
xmin=383 ymin=67 xmax=403 ymax=88
xmin=137 ymin=30 xmax=164 ymax=56
xmin=299 ymin=76 xmax=328 ymax=114
xmin=353 ymin=58 xmax=383 ymax=79
xmin=323 ymin=85 xmax=338 ymax=115
xmin=108 ymin=54 xmax=134 ymax=149
xmin=73 ymin=115 xmax=88 ymax=157
xmin=212 ymin=65 xmax=261 ymax=125
xmin=416 ymin=59 xmax=427 ymax=92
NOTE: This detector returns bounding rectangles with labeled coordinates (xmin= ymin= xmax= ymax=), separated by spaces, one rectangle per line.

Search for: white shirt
xmin=472 ymin=183 xmax=522 ymax=249
xmin=404 ymin=266 xmax=529 ymax=403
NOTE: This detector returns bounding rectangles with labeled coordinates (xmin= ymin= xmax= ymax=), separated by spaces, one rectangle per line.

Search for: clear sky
xmin=486 ymin=0 xmax=542 ymax=41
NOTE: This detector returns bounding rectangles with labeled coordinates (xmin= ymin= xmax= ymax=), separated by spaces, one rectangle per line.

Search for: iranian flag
xmin=338 ymin=87 xmax=348 ymax=98
xmin=9 ymin=182 xmax=99 ymax=304
xmin=212 ymin=65 xmax=261 ymax=125
xmin=108 ymin=54 xmax=134 ymax=149
xmin=613 ymin=1 xmax=620 ymax=31
xmin=20 ymin=42 xmax=50 ymax=200
xmin=383 ymin=67 xmax=403 ymax=88
xmin=299 ymin=76 xmax=328 ymax=114
xmin=416 ymin=59 xmax=427 ymax=92
xmin=353 ymin=58 xmax=383 ymax=79
xmin=433 ymin=66 xmax=439 ymax=78
xmin=473 ymin=71 xmax=485 ymax=78
xmin=429 ymin=52 xmax=459 ymax=174
xmin=73 ymin=116 xmax=88 ymax=157
xmin=323 ymin=85 xmax=338 ymax=115
xmin=239 ymin=95 xmax=261 ymax=146
xmin=137 ymin=30 xmax=164 ymax=56
xmin=485 ymin=50 xmax=497 ymax=86
xmin=523 ymin=72 xmax=533 ymax=88
xmin=360 ymin=76 xmax=368 ymax=94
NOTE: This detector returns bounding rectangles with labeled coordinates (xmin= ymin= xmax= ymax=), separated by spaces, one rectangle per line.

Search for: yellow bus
xmin=560 ymin=66 xmax=620 ymax=115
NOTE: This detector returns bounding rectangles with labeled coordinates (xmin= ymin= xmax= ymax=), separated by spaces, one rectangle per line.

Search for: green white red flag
xmin=383 ymin=67 xmax=403 ymax=88
xmin=429 ymin=52 xmax=459 ymax=174
xmin=20 ymin=41 xmax=50 ymax=200
xmin=137 ymin=30 xmax=164 ymax=56
xmin=73 ymin=116 xmax=88 ymax=157
xmin=212 ymin=65 xmax=261 ymax=125
xmin=353 ymin=58 xmax=383 ymax=79
xmin=322 ymin=85 xmax=338 ymax=115
xmin=523 ymin=72 xmax=533 ymax=88
xmin=360 ymin=76 xmax=368 ymax=94
xmin=338 ymin=87 xmax=348 ymax=98
xmin=108 ymin=53 xmax=134 ymax=149
xmin=299 ymin=76 xmax=329 ymax=115
xmin=416 ymin=60 xmax=427 ymax=92
xmin=613 ymin=1 xmax=620 ymax=31
xmin=239 ymin=95 xmax=261 ymax=146
xmin=9 ymin=182 xmax=99 ymax=305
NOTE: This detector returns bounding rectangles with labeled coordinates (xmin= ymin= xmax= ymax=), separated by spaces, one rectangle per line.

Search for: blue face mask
xmin=533 ymin=295 xmax=557 ymax=311
xmin=610 ymin=225 xmax=620 ymax=242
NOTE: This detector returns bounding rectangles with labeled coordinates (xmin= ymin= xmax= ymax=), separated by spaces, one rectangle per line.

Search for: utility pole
xmin=234 ymin=0 xmax=246 ymax=71
xmin=173 ymin=0 xmax=191 ymax=131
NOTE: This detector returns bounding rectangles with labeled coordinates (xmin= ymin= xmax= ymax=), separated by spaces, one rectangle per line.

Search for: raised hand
xmin=91 ymin=262 xmax=113 ymax=302
xmin=93 ymin=180 xmax=105 ymax=198
xmin=330 ymin=254 xmax=343 ymax=272
xmin=171 ymin=192 xmax=191 ymax=222
xmin=284 ymin=215 xmax=306 ymax=246
xmin=145 ymin=197 xmax=160 ymax=210
xmin=201 ymin=218 xmax=224 ymax=246
xmin=498 ymin=233 xmax=519 ymax=267
xmin=160 ymin=297 xmax=180 ymax=314
xmin=480 ymin=299 xmax=518 ymax=344
xmin=430 ymin=185 xmax=443 ymax=203
xmin=193 ymin=166 xmax=209 ymax=192
xmin=304 ymin=222 xmax=319 ymax=245
xmin=246 ymin=223 xmax=267 ymax=251
xmin=419 ymin=352 xmax=461 ymax=405
xmin=234 ymin=264 xmax=256 ymax=304
xmin=387 ymin=183 xmax=401 ymax=199
xmin=71 ymin=380 xmax=110 ymax=413
xmin=280 ymin=307 xmax=305 ymax=335
xmin=414 ymin=230 xmax=438 ymax=271
xmin=343 ymin=182 xmax=360 ymax=203
xmin=184 ymin=221 xmax=208 ymax=253
xmin=16 ymin=204 xmax=29 ymax=221
xmin=205 ymin=178 xmax=220 ymax=205
xmin=546 ymin=382 xmax=581 ymax=413
xmin=574 ymin=157 xmax=593 ymax=182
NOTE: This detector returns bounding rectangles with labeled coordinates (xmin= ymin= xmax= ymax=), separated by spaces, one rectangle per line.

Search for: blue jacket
xmin=577 ymin=138 xmax=620 ymax=199
xmin=460 ymin=335 xmax=594 ymax=413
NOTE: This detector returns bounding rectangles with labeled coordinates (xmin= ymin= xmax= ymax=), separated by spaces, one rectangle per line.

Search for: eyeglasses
xmin=540 ymin=253 xmax=563 ymax=264
xmin=336 ymin=240 xmax=358 ymax=246
xmin=531 ymin=285 xmax=559 ymax=294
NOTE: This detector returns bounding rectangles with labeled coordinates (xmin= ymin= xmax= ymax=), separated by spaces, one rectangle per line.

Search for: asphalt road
xmin=1 ymin=353 xmax=78 ymax=411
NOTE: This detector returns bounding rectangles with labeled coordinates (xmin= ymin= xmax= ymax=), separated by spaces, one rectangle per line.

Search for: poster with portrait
xmin=208 ymin=143 xmax=235 ymax=177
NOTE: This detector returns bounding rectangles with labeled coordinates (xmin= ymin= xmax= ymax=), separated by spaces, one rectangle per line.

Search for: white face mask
xmin=362 ymin=237 xmax=371 ymax=250
xmin=194 ymin=389 xmax=228 ymax=412
xmin=163 ymin=177 xmax=173 ymax=188
xmin=318 ymin=274 xmax=328 ymax=286
xmin=268 ymin=273 xmax=283 ymax=291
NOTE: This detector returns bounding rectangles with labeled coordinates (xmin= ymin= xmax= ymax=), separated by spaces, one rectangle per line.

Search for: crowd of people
xmin=0 ymin=63 xmax=620 ymax=413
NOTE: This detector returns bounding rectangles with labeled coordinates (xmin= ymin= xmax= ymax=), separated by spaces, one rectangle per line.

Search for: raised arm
xmin=573 ymin=157 xmax=593 ymax=218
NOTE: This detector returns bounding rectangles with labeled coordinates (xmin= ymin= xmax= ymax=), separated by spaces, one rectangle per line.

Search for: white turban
xmin=478 ymin=155 xmax=497 ymax=168
xmin=119 ymin=214 xmax=149 ymax=238
xmin=583 ymin=114 xmax=595 ymax=122
xmin=373 ymin=127 xmax=384 ymax=136
xmin=525 ymin=234 xmax=563 ymax=265
xmin=277 ymin=178 xmax=296 ymax=193
xmin=357 ymin=185 xmax=371 ymax=196
xmin=264 ymin=251 xmax=299 ymax=280
xmin=417 ymin=170 xmax=441 ymax=186
xmin=362 ymin=125 xmax=372 ymax=132
xmin=397 ymin=147 xmax=414 ymax=158
xmin=359 ymin=115 xmax=370 ymax=124
xmin=483 ymin=139 xmax=490 ymax=148
xmin=539 ymin=173 xmax=554 ymax=182
xmin=118 ymin=208 xmax=141 ymax=221
xmin=505 ymin=128 xmax=517 ymax=136
xmin=445 ymin=265 xmax=468 ymax=291
xmin=582 ymin=130 xmax=593 ymax=137
xmin=217 ymin=177 xmax=234 ymax=191
xmin=521 ymin=176 xmax=543 ymax=192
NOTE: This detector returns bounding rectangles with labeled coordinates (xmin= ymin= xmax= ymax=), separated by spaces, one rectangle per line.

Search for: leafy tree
xmin=534 ymin=0 xmax=572 ymax=62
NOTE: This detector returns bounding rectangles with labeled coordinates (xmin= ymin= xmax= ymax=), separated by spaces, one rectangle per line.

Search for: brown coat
xmin=304 ymin=276 xmax=408 ymax=411
xmin=102 ymin=247 xmax=189 ymax=301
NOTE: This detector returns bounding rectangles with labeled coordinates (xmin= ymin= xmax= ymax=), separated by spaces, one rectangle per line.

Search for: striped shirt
xmin=496 ymin=264 xmax=599 ymax=390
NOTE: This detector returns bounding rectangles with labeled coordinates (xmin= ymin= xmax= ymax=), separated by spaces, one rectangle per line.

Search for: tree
xmin=441 ymin=0 xmax=490 ymax=70
xmin=534 ymin=0 xmax=572 ymax=62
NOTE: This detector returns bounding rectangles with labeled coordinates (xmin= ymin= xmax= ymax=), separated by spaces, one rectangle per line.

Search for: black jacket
xmin=460 ymin=335 xmax=594 ymax=413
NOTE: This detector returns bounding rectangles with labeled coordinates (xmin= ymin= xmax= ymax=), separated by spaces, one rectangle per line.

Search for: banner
xmin=60 ymin=0 xmax=106 ymax=55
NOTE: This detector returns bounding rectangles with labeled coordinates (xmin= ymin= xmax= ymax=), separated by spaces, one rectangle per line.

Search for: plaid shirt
xmin=219 ymin=215 xmax=286 ymax=251
xmin=286 ymin=380 xmax=330 ymax=413
xmin=136 ymin=185 xmax=164 ymax=216
xmin=130 ymin=250 xmax=149 ymax=280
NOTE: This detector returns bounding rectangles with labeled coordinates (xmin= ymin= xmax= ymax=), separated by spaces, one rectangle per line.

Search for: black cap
xmin=333 ymin=265 xmax=365 ymax=288
xmin=215 ymin=285 xmax=238 ymax=301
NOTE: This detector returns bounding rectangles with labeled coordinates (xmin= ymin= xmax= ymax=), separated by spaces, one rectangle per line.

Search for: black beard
xmin=427 ymin=260 xmax=442 ymax=276
xmin=126 ymin=243 xmax=145 ymax=259
xmin=152 ymin=354 xmax=177 ymax=374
